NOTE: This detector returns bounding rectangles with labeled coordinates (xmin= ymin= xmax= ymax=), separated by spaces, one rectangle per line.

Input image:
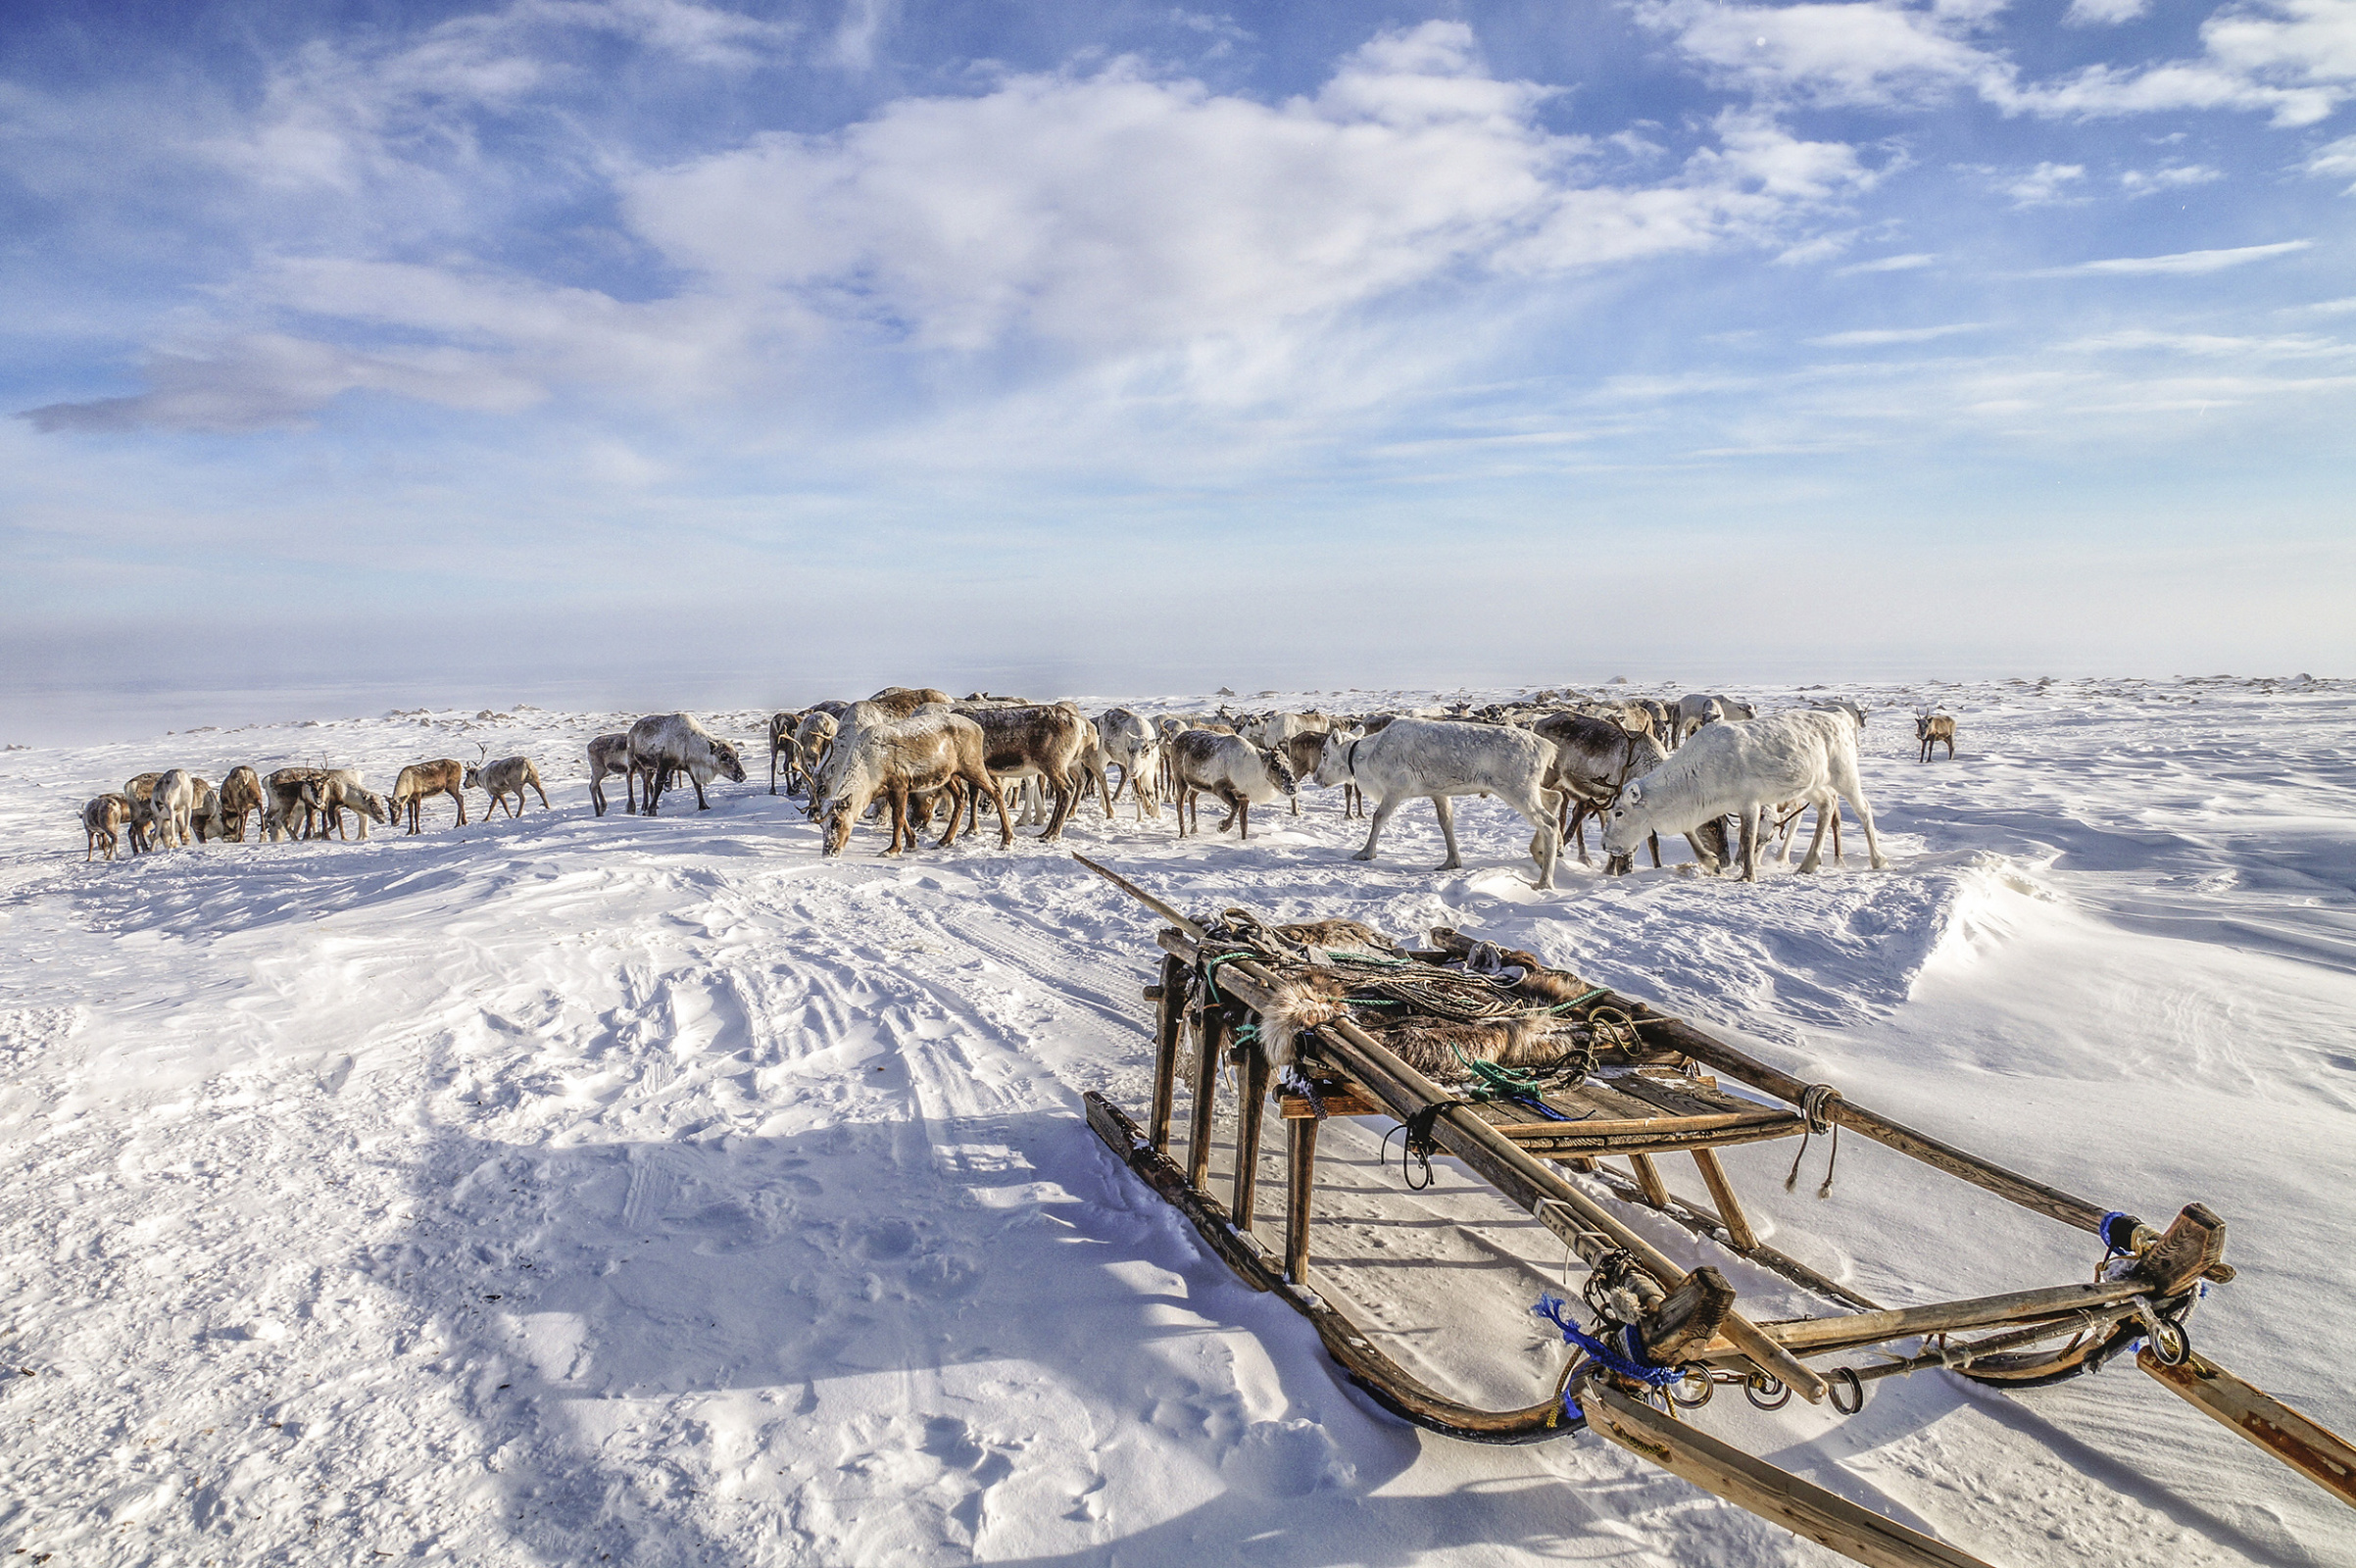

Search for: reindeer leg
xmin=1353 ymin=796 xmax=1400 ymax=862
xmin=1432 ymin=796 xmax=1462 ymax=870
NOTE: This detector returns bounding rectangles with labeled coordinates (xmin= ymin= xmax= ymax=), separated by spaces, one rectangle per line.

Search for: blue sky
xmin=3 ymin=0 xmax=2352 ymax=735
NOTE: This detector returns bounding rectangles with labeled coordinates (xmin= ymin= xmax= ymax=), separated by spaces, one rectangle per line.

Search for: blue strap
xmin=1533 ymin=1294 xmax=1684 ymax=1389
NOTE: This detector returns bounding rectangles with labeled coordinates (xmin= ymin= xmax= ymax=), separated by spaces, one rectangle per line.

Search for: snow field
xmin=1 ymin=677 xmax=2351 ymax=1565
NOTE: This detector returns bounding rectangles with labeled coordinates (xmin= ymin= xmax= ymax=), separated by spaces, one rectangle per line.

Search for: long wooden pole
xmin=2139 ymin=1349 xmax=2356 ymax=1511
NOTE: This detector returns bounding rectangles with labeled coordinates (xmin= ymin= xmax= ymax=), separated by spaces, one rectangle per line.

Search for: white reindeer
xmin=628 ymin=714 xmax=747 ymax=815
xmin=1312 ymin=718 xmax=1562 ymax=889
xmin=1167 ymin=730 xmax=1297 ymax=841
xmin=1601 ymin=710 xmax=1887 ymax=882
xmin=148 ymin=769 xmax=200 ymax=849
xmin=1096 ymin=708 xmax=1161 ymax=819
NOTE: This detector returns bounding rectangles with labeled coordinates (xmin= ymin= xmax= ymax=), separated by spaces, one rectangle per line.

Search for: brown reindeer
xmin=952 ymin=703 xmax=1092 ymax=841
xmin=82 ymin=793 xmax=132 ymax=860
xmin=819 ymin=711 xmax=1012 ymax=857
xmin=212 ymin=765 xmax=265 ymax=842
xmin=586 ymin=734 xmax=638 ymax=817
xmin=1916 ymin=711 xmax=1956 ymax=762
xmin=390 ymin=760 xmax=468 ymax=833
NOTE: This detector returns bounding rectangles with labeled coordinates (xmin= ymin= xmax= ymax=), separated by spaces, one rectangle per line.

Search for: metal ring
xmin=1743 ymin=1372 xmax=1792 ymax=1411
xmin=1668 ymin=1366 xmax=1715 ymax=1408
xmin=1828 ymin=1366 xmax=1865 ymax=1415
xmin=2147 ymin=1317 xmax=2192 ymax=1367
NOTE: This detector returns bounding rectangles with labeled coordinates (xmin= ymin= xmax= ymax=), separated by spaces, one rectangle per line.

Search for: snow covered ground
xmin=2 ymin=677 xmax=2351 ymax=1567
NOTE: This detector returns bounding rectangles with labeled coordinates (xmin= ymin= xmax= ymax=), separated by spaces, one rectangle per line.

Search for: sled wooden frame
xmin=1072 ymin=856 xmax=2356 ymax=1566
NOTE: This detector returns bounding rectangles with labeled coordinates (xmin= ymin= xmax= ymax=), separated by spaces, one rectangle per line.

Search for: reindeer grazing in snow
xmin=1916 ymin=710 xmax=1956 ymax=762
xmin=1601 ymin=709 xmax=1887 ymax=882
xmin=628 ymin=713 xmax=747 ymax=815
xmin=1312 ymin=717 xmax=1562 ymax=888
xmin=121 ymin=772 xmax=162 ymax=854
xmin=465 ymin=749 xmax=551 ymax=819
xmin=390 ymin=760 xmax=468 ymax=833
xmin=263 ymin=768 xmax=327 ymax=841
xmin=1168 ymin=729 xmax=1298 ymax=842
xmin=82 ymin=793 xmax=132 ymax=860
xmin=791 ymin=711 xmax=839 ymax=814
xmin=315 ymin=770 xmax=391 ymax=838
xmin=211 ymin=765 xmax=265 ymax=842
xmin=818 ymin=710 xmax=1012 ymax=858
xmin=146 ymin=769 xmax=201 ymax=849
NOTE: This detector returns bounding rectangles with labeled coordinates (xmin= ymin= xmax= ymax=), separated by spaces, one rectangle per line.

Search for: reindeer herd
xmin=72 ymin=687 xmax=1961 ymax=886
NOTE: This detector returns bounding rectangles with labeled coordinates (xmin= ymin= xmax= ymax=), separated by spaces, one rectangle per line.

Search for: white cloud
xmin=2120 ymin=163 xmax=2225 ymax=191
xmin=623 ymin=27 xmax=1876 ymax=353
xmin=1635 ymin=0 xmax=2356 ymax=127
xmin=23 ymin=21 xmax=1886 ymax=433
xmin=2304 ymin=132 xmax=2356 ymax=190
xmin=2036 ymin=238 xmax=2314 ymax=274
xmin=1838 ymin=251 xmax=1938 ymax=272
xmin=2003 ymin=161 xmax=2086 ymax=205
xmin=2065 ymin=0 xmax=2151 ymax=24
xmin=1807 ymin=321 xmax=1986 ymax=344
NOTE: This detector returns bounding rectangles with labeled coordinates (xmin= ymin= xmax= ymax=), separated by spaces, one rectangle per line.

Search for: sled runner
xmin=1073 ymin=854 xmax=2356 ymax=1568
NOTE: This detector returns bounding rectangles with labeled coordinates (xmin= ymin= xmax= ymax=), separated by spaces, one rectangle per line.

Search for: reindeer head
xmin=1599 ymin=780 xmax=1646 ymax=866
xmin=712 ymin=738 xmax=748 ymax=784
xmin=817 ymin=794 xmax=856 ymax=857
xmin=1310 ymin=730 xmax=1356 ymax=789
xmin=1261 ymin=745 xmax=1299 ymax=798
xmin=463 ymin=742 xmax=486 ymax=790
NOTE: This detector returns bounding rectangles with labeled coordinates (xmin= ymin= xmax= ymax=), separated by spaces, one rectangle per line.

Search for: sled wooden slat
xmin=1581 ymin=1381 xmax=1996 ymax=1568
xmin=2139 ymin=1349 xmax=2356 ymax=1510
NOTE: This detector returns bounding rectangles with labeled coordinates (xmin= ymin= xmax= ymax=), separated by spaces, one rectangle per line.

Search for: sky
xmin=3 ymin=0 xmax=2353 ymax=738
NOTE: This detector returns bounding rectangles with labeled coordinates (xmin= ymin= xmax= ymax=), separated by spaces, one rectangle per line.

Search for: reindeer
xmin=1916 ymin=710 xmax=1957 ymax=762
xmin=464 ymin=748 xmax=551 ymax=818
xmin=315 ymin=770 xmax=391 ymax=838
xmin=585 ymin=735 xmax=638 ymax=817
xmin=147 ymin=769 xmax=202 ymax=849
xmin=211 ymin=765 xmax=265 ymax=842
xmin=390 ymin=760 xmax=468 ymax=833
xmin=766 ymin=710 xmax=807 ymax=795
xmin=1601 ymin=710 xmax=1887 ymax=881
xmin=628 ymin=714 xmax=746 ymax=815
xmin=263 ymin=768 xmax=328 ymax=841
xmin=1096 ymin=708 xmax=1161 ymax=820
xmin=792 ymin=711 xmax=840 ymax=815
xmin=1312 ymin=718 xmax=1561 ymax=888
xmin=122 ymin=772 xmax=162 ymax=854
xmin=817 ymin=710 xmax=1012 ymax=857
xmin=951 ymin=703 xmax=1094 ymax=842
xmin=1168 ymin=730 xmax=1298 ymax=841
xmin=82 ymin=793 xmax=132 ymax=860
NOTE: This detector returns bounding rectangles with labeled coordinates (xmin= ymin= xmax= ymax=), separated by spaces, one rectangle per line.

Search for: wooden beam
xmin=1287 ymin=1116 xmax=1317 ymax=1285
xmin=1629 ymin=1153 xmax=1672 ymax=1208
xmin=1232 ymin=1048 xmax=1270 ymax=1233
xmin=1148 ymin=952 xmax=1185 ymax=1152
xmin=1618 ymin=1004 xmax=2121 ymax=1237
xmin=1760 ymin=1280 xmax=2151 ymax=1355
xmin=1186 ymin=1004 xmax=1224 ymax=1193
xmin=1581 ymin=1380 xmax=1997 ymax=1568
xmin=2139 ymin=1348 xmax=2356 ymax=1510
xmin=1691 ymin=1149 xmax=1760 ymax=1252
xmin=1642 ymin=1266 xmax=1736 ymax=1363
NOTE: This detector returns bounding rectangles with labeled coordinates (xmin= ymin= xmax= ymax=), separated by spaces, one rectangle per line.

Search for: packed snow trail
xmin=1 ymin=678 xmax=2351 ymax=1565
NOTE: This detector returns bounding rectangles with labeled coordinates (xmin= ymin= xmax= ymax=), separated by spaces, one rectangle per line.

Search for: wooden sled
xmin=1074 ymin=855 xmax=2356 ymax=1568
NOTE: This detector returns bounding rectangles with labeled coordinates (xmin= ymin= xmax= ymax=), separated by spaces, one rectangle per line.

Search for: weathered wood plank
xmin=1581 ymin=1381 xmax=1997 ymax=1568
xmin=1148 ymin=952 xmax=1185 ymax=1152
xmin=1232 ymin=1049 xmax=1270 ymax=1233
xmin=1186 ymin=1004 xmax=1224 ymax=1192
xmin=2139 ymin=1348 xmax=2356 ymax=1510
xmin=1287 ymin=1115 xmax=1317 ymax=1285
xmin=1761 ymin=1280 xmax=2150 ymax=1355
xmin=1691 ymin=1149 xmax=1760 ymax=1253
